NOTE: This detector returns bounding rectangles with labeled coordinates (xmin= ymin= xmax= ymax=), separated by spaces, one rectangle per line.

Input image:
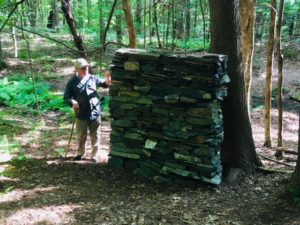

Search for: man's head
xmin=75 ymin=58 xmax=90 ymax=77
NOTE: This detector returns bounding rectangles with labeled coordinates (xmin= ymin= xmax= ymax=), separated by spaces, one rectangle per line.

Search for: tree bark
xmin=283 ymin=109 xmax=300 ymax=203
xmin=240 ymin=0 xmax=256 ymax=112
xmin=61 ymin=0 xmax=87 ymax=58
xmin=209 ymin=0 xmax=261 ymax=175
xmin=276 ymin=0 xmax=285 ymax=152
xmin=264 ymin=0 xmax=277 ymax=147
xmin=122 ymin=0 xmax=137 ymax=48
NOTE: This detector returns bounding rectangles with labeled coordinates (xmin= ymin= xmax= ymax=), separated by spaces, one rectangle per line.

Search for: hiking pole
xmin=65 ymin=111 xmax=77 ymax=158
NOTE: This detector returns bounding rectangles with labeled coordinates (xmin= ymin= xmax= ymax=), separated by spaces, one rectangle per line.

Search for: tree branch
xmin=13 ymin=25 xmax=76 ymax=51
xmin=0 ymin=0 xmax=26 ymax=32
xmin=258 ymin=153 xmax=295 ymax=168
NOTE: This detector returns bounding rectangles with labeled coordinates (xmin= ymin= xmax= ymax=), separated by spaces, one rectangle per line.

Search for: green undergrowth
xmin=0 ymin=76 xmax=71 ymax=113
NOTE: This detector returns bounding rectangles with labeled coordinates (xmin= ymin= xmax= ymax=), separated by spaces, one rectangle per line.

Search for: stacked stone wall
xmin=108 ymin=48 xmax=229 ymax=185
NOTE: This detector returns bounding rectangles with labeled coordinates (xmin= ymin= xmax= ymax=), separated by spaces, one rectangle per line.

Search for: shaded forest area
xmin=0 ymin=0 xmax=300 ymax=224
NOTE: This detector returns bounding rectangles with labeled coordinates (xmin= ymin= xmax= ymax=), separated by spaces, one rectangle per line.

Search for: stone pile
xmin=108 ymin=48 xmax=229 ymax=185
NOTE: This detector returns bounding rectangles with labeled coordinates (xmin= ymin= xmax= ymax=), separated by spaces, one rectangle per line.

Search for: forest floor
xmin=0 ymin=36 xmax=300 ymax=225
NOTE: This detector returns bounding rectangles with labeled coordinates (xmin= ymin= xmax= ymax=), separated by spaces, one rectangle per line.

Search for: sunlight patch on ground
xmin=2 ymin=204 xmax=81 ymax=225
xmin=251 ymin=109 xmax=299 ymax=149
xmin=0 ymin=186 xmax=59 ymax=203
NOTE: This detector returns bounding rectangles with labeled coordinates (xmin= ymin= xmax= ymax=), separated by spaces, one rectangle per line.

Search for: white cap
xmin=74 ymin=58 xmax=90 ymax=69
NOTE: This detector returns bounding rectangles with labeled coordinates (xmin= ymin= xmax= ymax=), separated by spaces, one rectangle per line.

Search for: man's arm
xmin=96 ymin=70 xmax=111 ymax=88
xmin=64 ymin=79 xmax=80 ymax=112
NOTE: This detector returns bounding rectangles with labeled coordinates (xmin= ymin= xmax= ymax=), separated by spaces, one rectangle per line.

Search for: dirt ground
xmin=0 ymin=36 xmax=300 ymax=225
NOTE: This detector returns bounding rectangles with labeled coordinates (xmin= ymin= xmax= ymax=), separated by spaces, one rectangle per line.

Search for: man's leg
xmin=89 ymin=117 xmax=101 ymax=158
xmin=76 ymin=118 xmax=88 ymax=158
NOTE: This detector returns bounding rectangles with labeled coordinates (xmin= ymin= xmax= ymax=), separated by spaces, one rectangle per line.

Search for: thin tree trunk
xmin=12 ymin=26 xmax=18 ymax=58
xmin=143 ymin=0 xmax=147 ymax=48
xmin=185 ymin=0 xmax=191 ymax=40
xmin=27 ymin=0 xmax=37 ymax=27
xmin=149 ymin=0 xmax=152 ymax=44
xmin=240 ymin=0 xmax=256 ymax=113
xmin=209 ymin=0 xmax=262 ymax=175
xmin=193 ymin=0 xmax=198 ymax=38
xmin=0 ymin=35 xmax=7 ymax=70
xmin=115 ymin=12 xmax=122 ymax=45
xmin=98 ymin=0 xmax=104 ymax=45
xmin=122 ymin=0 xmax=137 ymax=48
xmin=87 ymin=0 xmax=92 ymax=27
xmin=165 ymin=4 xmax=171 ymax=47
xmin=61 ymin=0 xmax=87 ymax=58
xmin=199 ymin=0 xmax=206 ymax=50
xmin=135 ymin=0 xmax=142 ymax=34
xmin=172 ymin=0 xmax=175 ymax=50
xmin=101 ymin=0 xmax=118 ymax=48
xmin=276 ymin=0 xmax=285 ymax=155
xmin=264 ymin=0 xmax=277 ymax=147
xmin=153 ymin=0 xmax=162 ymax=48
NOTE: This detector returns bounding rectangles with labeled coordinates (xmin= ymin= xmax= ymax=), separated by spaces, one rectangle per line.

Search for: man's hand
xmin=104 ymin=70 xmax=112 ymax=86
xmin=71 ymin=99 xmax=79 ymax=113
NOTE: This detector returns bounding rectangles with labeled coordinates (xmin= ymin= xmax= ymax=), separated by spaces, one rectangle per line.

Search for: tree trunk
xmin=153 ymin=0 xmax=162 ymax=48
xmin=165 ymin=4 xmax=171 ymax=47
xmin=61 ymin=0 xmax=87 ymax=58
xmin=87 ymin=0 xmax=92 ymax=27
xmin=122 ymin=0 xmax=137 ymax=48
xmin=283 ymin=109 xmax=300 ymax=203
xmin=135 ymin=0 xmax=142 ymax=34
xmin=12 ymin=26 xmax=18 ymax=58
xmin=101 ymin=0 xmax=118 ymax=48
xmin=98 ymin=0 xmax=104 ymax=46
xmin=185 ymin=0 xmax=191 ymax=40
xmin=275 ymin=0 xmax=285 ymax=158
xmin=115 ymin=12 xmax=123 ymax=45
xmin=264 ymin=0 xmax=277 ymax=147
xmin=143 ymin=0 xmax=147 ymax=48
xmin=0 ymin=34 xmax=7 ymax=70
xmin=240 ymin=0 xmax=256 ymax=112
xmin=209 ymin=0 xmax=261 ymax=175
xmin=199 ymin=0 xmax=206 ymax=50
xmin=27 ymin=0 xmax=38 ymax=27
xmin=172 ymin=0 xmax=175 ymax=50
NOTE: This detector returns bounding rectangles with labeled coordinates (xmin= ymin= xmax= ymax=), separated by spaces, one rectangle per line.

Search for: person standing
xmin=64 ymin=58 xmax=111 ymax=161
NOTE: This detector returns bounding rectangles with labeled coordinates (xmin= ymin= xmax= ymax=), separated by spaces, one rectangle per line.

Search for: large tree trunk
xmin=289 ymin=110 xmax=300 ymax=192
xmin=264 ymin=0 xmax=277 ymax=147
xmin=209 ymin=0 xmax=261 ymax=175
xmin=240 ymin=0 xmax=256 ymax=112
xmin=61 ymin=0 xmax=87 ymax=58
xmin=282 ymin=109 xmax=300 ymax=203
xmin=122 ymin=0 xmax=137 ymax=48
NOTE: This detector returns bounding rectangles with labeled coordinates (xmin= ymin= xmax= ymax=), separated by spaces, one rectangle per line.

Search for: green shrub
xmin=283 ymin=48 xmax=298 ymax=60
xmin=0 ymin=77 xmax=70 ymax=112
